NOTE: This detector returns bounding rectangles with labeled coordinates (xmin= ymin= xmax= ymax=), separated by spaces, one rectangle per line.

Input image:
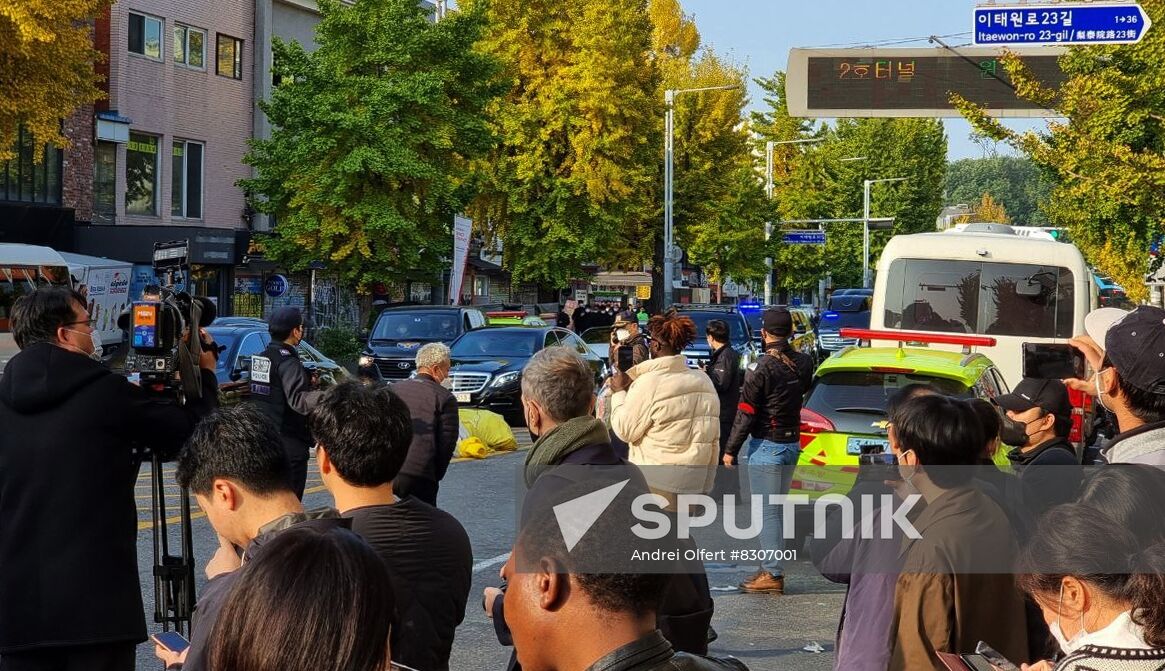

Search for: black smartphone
xmin=974 ymin=642 xmax=1020 ymax=671
xmin=151 ymin=631 xmax=190 ymax=654
xmin=1022 ymin=343 xmax=1085 ymax=380
xmin=858 ymin=452 xmax=897 ymax=467
xmin=959 ymin=654 xmax=1000 ymax=671
xmin=617 ymin=345 xmax=635 ymax=372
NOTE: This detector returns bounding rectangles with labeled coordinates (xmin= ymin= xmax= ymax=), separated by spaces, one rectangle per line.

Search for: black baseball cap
xmin=996 ymin=377 xmax=1071 ymax=422
xmin=613 ymin=310 xmax=637 ymax=326
xmin=1085 ymin=305 xmax=1165 ymax=393
xmin=268 ymin=307 xmax=304 ymax=334
xmin=762 ymin=308 xmax=793 ymax=336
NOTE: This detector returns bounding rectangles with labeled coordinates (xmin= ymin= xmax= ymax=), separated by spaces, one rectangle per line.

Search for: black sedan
xmin=206 ymin=318 xmax=350 ymax=403
xmin=447 ymin=326 xmax=604 ymax=425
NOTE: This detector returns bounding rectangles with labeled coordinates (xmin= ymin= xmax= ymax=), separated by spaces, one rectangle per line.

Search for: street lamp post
xmin=663 ymin=84 xmax=739 ymax=308
xmin=763 ymin=138 xmax=823 ymax=305
xmin=862 ymin=177 xmax=908 ymax=288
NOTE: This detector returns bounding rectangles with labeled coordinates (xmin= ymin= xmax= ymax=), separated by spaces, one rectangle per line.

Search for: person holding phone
xmin=996 ymin=379 xmax=1083 ymax=518
xmin=609 ymin=310 xmax=649 ymax=371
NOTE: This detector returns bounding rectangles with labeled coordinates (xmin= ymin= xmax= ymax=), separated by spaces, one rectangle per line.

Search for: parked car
xmin=486 ymin=310 xmax=548 ymax=326
xmin=738 ymin=303 xmax=818 ymax=364
xmin=579 ymin=326 xmax=613 ymax=364
xmin=447 ymin=326 xmax=603 ymax=425
xmin=206 ymin=318 xmax=350 ymax=403
xmin=667 ymin=304 xmax=758 ymax=371
xmin=358 ymin=306 xmax=487 ymax=382
xmin=817 ymin=292 xmax=872 ymax=358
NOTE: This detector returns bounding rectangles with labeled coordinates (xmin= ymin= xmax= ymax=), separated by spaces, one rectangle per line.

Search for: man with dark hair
xmin=996 ymin=378 xmax=1082 ymax=516
xmin=1066 ymin=306 xmax=1165 ymax=464
xmin=703 ymin=319 xmax=741 ymax=457
xmin=503 ymin=501 xmax=747 ymax=671
xmin=610 ymin=310 xmax=650 ymax=369
xmin=313 ymin=381 xmax=472 ymax=671
xmin=0 ymin=286 xmax=219 ymax=671
xmin=163 ymin=404 xmax=345 ymax=671
xmin=723 ymin=307 xmax=814 ymax=594
xmin=390 ymin=342 xmax=458 ymax=506
xmin=250 ymin=306 xmax=321 ymax=498
xmin=886 ymin=394 xmax=1030 ymax=670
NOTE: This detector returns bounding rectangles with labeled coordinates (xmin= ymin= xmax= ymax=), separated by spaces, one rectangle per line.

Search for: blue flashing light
xmin=822 ymin=311 xmax=840 ymax=320
xmin=738 ymin=301 xmax=763 ymax=312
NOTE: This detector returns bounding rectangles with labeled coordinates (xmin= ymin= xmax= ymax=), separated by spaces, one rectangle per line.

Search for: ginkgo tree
xmin=0 ymin=0 xmax=112 ymax=160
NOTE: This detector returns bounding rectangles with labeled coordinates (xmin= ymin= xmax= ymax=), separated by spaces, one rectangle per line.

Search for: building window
xmin=173 ymin=24 xmax=205 ymax=69
xmin=216 ymin=34 xmax=243 ymax=79
xmin=125 ymin=132 xmax=159 ymax=215
xmin=94 ymin=141 xmax=117 ymax=223
xmin=128 ymin=12 xmax=163 ymax=60
xmin=473 ymin=276 xmax=489 ymax=297
xmin=0 ymin=127 xmax=62 ymax=204
xmin=171 ymin=140 xmax=203 ymax=219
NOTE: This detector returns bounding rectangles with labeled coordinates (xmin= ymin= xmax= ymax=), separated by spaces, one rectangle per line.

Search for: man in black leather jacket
xmin=501 ymin=503 xmax=748 ymax=671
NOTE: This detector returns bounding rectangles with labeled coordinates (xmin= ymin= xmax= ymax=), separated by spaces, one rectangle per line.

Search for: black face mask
xmin=998 ymin=414 xmax=1030 ymax=447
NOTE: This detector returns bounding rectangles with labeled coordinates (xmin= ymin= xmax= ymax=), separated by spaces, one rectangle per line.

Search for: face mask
xmin=65 ymin=329 xmax=103 ymax=362
xmin=1095 ymin=368 xmax=1112 ymax=413
xmin=524 ymin=401 xmax=540 ymax=442
xmin=1000 ymin=414 xmax=1045 ymax=446
xmin=616 ymin=328 xmax=630 ymax=342
xmin=896 ymin=449 xmax=917 ymax=484
xmin=1050 ymin=581 xmax=1090 ymax=655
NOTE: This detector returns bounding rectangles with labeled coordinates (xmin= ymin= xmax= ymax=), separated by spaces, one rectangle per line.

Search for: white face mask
xmin=1094 ymin=368 xmax=1112 ymax=413
xmin=1049 ymin=582 xmax=1149 ymax=654
xmin=65 ymin=329 xmax=103 ymax=362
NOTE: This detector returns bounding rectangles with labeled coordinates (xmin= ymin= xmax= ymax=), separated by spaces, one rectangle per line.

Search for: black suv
xmin=817 ymin=291 xmax=872 ymax=357
xmin=669 ymin=304 xmax=758 ymax=371
xmin=358 ymin=306 xmax=488 ymax=382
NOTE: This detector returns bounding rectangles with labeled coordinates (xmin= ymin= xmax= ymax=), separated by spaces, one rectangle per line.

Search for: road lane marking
xmin=473 ymin=553 xmax=510 ymax=574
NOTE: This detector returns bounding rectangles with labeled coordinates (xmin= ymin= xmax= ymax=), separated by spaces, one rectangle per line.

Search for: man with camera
xmin=609 ymin=310 xmax=650 ymax=371
xmin=250 ymin=307 xmax=322 ymax=499
xmin=0 ymin=287 xmax=219 ymax=671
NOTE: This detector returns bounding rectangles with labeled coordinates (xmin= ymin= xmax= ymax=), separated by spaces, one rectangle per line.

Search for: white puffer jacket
xmin=610 ymin=354 xmax=720 ymax=494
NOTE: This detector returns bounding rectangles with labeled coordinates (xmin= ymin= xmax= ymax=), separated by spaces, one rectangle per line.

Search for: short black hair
xmin=705 ymin=319 xmax=730 ymax=344
xmin=1120 ymin=374 xmax=1165 ymax=425
xmin=968 ymin=398 xmax=1001 ymax=443
xmin=886 ymin=382 xmax=941 ymax=419
xmin=890 ymin=394 xmax=982 ymax=488
xmin=10 ymin=286 xmax=88 ymax=349
xmin=309 ymin=381 xmax=413 ymax=487
xmin=176 ymin=404 xmax=293 ymax=496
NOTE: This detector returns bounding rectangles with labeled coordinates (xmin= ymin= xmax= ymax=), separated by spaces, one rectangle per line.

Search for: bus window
xmin=0 ymin=265 xmax=70 ymax=333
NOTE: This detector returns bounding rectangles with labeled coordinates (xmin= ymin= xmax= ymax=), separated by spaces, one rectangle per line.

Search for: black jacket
xmin=705 ymin=344 xmax=742 ymax=444
xmin=250 ymin=341 xmax=321 ymax=447
xmin=391 ymin=374 xmax=460 ymax=482
xmin=724 ymin=342 xmax=814 ymax=457
xmin=1007 ymin=436 xmax=1082 ymax=517
xmin=0 ymin=343 xmax=218 ymax=652
xmin=584 ymin=631 xmax=748 ymax=671
xmin=183 ymin=511 xmax=348 ymax=671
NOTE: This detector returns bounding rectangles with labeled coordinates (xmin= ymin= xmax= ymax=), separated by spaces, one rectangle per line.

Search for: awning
xmin=468 ymin=257 xmax=504 ymax=272
xmin=592 ymin=271 xmax=652 ymax=287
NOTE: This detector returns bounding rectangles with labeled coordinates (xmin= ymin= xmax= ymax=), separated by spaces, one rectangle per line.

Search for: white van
xmin=61 ymin=252 xmax=134 ymax=352
xmin=0 ymin=244 xmax=73 ymax=374
xmin=870 ymin=225 xmax=1099 ymax=443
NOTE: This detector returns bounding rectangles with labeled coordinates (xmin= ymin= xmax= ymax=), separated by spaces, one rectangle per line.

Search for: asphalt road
xmin=132 ymin=432 xmax=844 ymax=671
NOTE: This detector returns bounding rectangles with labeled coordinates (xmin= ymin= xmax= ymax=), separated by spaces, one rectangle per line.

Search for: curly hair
xmin=647 ymin=311 xmax=697 ymax=354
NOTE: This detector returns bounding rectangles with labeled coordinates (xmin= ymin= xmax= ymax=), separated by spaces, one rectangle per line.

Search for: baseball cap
xmin=1084 ymin=305 xmax=1165 ymax=393
xmin=613 ymin=310 xmax=637 ymax=326
xmin=268 ymin=307 xmax=304 ymax=334
xmin=762 ymin=308 xmax=793 ymax=336
xmin=996 ymin=378 xmax=1071 ymax=423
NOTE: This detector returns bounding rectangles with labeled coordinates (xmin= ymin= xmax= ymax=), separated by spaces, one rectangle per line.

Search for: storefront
xmin=590 ymin=271 xmax=652 ymax=309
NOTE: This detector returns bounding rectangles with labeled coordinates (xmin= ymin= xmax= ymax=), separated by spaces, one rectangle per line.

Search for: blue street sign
xmin=265 ymin=274 xmax=289 ymax=298
xmin=782 ymin=230 xmax=827 ymax=245
xmin=974 ymin=3 xmax=1151 ymax=46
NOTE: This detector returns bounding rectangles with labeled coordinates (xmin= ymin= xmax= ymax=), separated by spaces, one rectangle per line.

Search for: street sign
xmin=787 ymin=47 xmax=1066 ymax=118
xmin=974 ymin=3 xmax=1151 ymax=46
xmin=783 ymin=231 xmax=826 ymax=245
xmin=265 ymin=274 xmax=289 ymax=298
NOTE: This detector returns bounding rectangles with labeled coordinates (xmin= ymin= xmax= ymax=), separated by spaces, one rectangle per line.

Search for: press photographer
xmin=0 ymin=286 xmax=219 ymax=671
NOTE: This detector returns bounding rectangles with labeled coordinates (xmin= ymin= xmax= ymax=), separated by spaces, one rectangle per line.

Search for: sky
xmin=680 ymin=0 xmax=1046 ymax=161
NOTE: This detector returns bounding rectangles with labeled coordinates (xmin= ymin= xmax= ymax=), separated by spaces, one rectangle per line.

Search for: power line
xmin=799 ymin=31 xmax=971 ymax=50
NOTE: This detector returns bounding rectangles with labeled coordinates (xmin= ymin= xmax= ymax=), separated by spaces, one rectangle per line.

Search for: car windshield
xmin=205 ymin=328 xmax=240 ymax=373
xmin=742 ymin=310 xmax=810 ymax=336
xmin=682 ymin=313 xmax=749 ymax=345
xmin=451 ymin=330 xmax=538 ymax=358
xmin=818 ymin=311 xmax=870 ymax=331
xmin=372 ymin=312 xmax=459 ymax=341
xmin=581 ymin=327 xmax=612 ymax=345
xmin=806 ymin=371 xmax=972 ymax=426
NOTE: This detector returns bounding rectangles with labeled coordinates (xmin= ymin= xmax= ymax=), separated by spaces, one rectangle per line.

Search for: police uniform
xmin=250 ymin=308 xmax=321 ymax=498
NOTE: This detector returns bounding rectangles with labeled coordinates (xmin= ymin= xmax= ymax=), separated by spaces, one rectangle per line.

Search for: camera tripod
xmin=149 ymin=451 xmax=196 ymax=635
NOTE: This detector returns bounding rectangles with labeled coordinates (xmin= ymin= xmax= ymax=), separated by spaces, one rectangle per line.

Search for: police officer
xmin=251 ymin=307 xmax=322 ymax=498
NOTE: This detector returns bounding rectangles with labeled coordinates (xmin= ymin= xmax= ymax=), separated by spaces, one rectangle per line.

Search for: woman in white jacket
xmin=609 ymin=312 xmax=720 ymax=498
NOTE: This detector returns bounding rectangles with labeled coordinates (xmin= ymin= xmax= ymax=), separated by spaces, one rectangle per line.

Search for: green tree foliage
xmin=242 ymin=0 xmax=502 ymax=287
xmin=954 ymin=0 xmax=1165 ymax=300
xmin=945 ymin=155 xmax=1052 ymax=226
xmin=465 ymin=0 xmax=661 ymax=287
xmin=0 ymin=0 xmax=112 ymax=160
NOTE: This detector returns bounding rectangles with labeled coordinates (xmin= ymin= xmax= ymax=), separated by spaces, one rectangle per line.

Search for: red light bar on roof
xmin=487 ymin=311 xmax=527 ymax=318
xmin=839 ymin=328 xmax=997 ymax=348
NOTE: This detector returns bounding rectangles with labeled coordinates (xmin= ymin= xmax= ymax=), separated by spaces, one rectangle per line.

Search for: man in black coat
xmin=998 ymin=377 xmax=1083 ymax=517
xmin=0 ymin=287 xmax=218 ymax=671
xmin=703 ymin=319 xmax=743 ymax=498
xmin=249 ymin=307 xmax=322 ymax=499
xmin=391 ymin=342 xmax=459 ymax=506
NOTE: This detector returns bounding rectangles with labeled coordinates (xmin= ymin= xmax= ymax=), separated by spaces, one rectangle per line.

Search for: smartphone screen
xmin=1022 ymin=343 xmax=1085 ymax=379
xmin=960 ymin=654 xmax=1000 ymax=671
xmin=152 ymin=631 xmax=190 ymax=654
xmin=617 ymin=346 xmax=635 ymax=372
xmin=974 ymin=642 xmax=1020 ymax=671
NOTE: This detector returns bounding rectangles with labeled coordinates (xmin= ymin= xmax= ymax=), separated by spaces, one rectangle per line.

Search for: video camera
xmin=118 ymin=241 xmax=218 ymax=399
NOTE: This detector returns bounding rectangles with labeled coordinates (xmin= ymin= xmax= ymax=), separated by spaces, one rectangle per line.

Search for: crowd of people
xmin=6 ymin=283 xmax=1165 ymax=671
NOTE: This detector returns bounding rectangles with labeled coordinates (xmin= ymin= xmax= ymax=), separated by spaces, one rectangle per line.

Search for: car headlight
xmin=491 ymin=371 xmax=521 ymax=388
xmin=358 ymin=355 xmax=374 ymax=368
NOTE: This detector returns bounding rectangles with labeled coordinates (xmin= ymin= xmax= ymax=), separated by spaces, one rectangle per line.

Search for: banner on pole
xmin=451 ymin=216 xmax=473 ymax=305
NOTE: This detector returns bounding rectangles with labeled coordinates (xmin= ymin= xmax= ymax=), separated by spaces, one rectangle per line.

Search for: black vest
xmin=251 ymin=342 xmax=310 ymax=443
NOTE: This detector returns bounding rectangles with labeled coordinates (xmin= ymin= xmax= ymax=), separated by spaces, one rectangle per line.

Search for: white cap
xmin=1084 ymin=307 xmax=1131 ymax=351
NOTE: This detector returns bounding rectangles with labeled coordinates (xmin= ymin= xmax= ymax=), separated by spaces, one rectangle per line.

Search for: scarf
xmin=523 ymin=416 xmax=611 ymax=487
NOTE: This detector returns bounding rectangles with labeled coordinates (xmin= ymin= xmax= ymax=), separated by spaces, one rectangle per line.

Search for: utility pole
xmin=764 ymin=137 xmax=822 ymax=305
xmin=862 ymin=177 xmax=908 ymax=288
